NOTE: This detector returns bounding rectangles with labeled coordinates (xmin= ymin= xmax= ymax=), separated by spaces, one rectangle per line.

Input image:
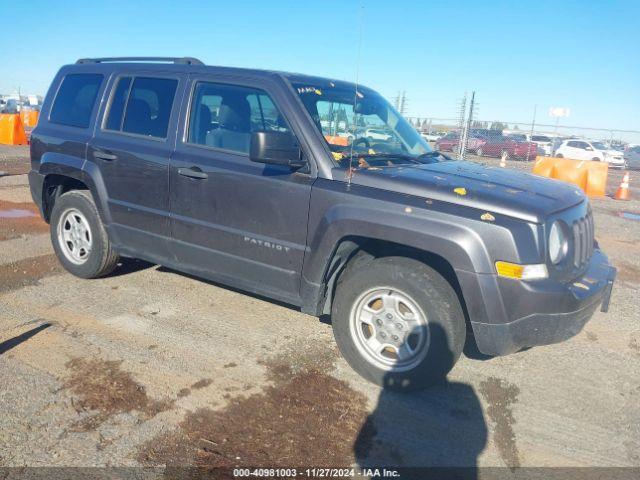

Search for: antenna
xmin=347 ymin=3 xmax=365 ymax=185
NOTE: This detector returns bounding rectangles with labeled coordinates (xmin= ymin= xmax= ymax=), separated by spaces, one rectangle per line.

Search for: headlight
xmin=549 ymin=221 xmax=569 ymax=264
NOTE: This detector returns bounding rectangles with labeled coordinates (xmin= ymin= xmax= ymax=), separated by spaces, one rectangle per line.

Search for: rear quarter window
xmin=49 ymin=73 xmax=103 ymax=128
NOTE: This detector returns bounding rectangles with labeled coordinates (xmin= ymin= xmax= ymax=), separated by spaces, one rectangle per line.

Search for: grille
xmin=572 ymin=209 xmax=594 ymax=268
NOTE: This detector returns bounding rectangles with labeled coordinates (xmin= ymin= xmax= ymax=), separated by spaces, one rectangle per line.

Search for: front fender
xmin=303 ymin=202 xmax=493 ymax=287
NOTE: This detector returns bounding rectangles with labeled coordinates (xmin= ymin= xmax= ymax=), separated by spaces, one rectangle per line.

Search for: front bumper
xmin=459 ymin=249 xmax=616 ymax=356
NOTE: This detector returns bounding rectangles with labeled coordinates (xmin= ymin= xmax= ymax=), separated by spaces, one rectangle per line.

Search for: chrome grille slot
xmin=572 ymin=209 xmax=594 ymax=269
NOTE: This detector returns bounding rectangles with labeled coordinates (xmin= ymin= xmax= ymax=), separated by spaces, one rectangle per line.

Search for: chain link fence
xmin=408 ymin=107 xmax=639 ymax=166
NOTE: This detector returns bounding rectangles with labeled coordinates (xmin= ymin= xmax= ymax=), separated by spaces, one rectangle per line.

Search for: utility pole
xmin=527 ymin=104 xmax=537 ymax=162
xmin=456 ymin=92 xmax=468 ymax=159
xmin=461 ymin=91 xmax=475 ymax=160
xmin=399 ymin=90 xmax=407 ymax=116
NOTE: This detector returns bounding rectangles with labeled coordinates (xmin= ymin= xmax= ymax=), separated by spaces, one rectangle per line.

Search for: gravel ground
xmin=0 ymin=146 xmax=639 ymax=475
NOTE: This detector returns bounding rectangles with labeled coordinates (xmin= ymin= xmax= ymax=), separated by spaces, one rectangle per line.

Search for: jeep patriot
xmin=28 ymin=57 xmax=616 ymax=390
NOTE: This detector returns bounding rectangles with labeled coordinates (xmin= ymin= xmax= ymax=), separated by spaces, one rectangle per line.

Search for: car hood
xmin=340 ymin=160 xmax=586 ymax=223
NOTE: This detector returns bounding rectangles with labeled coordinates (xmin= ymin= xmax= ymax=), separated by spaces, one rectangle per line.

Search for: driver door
xmin=169 ymin=75 xmax=314 ymax=304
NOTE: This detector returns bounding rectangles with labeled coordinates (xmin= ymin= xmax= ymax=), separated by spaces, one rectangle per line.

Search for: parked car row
xmin=431 ymin=128 xmax=632 ymax=169
xmin=555 ymin=139 xmax=626 ymax=169
xmin=624 ymin=145 xmax=640 ymax=169
xmin=435 ymin=132 xmax=538 ymax=160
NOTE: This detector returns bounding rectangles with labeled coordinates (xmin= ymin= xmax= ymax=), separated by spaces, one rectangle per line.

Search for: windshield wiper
xmin=350 ymin=152 xmax=423 ymax=164
xmin=344 ymin=151 xmax=449 ymax=168
xmin=417 ymin=151 xmax=451 ymax=161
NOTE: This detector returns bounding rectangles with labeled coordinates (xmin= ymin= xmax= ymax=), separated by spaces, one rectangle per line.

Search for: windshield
xmin=591 ymin=142 xmax=607 ymax=150
xmin=292 ymin=81 xmax=441 ymax=168
xmin=509 ymin=134 xmax=527 ymax=142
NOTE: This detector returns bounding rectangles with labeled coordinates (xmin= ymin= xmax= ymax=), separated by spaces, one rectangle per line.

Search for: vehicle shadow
xmin=0 ymin=322 xmax=51 ymax=355
xmin=354 ymin=324 xmax=487 ymax=480
xmin=106 ymin=258 xmax=156 ymax=277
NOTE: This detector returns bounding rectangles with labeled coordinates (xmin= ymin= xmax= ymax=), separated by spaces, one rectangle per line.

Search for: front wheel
xmin=556 ymin=153 xmax=564 ymax=158
xmin=50 ymin=190 xmax=119 ymax=279
xmin=476 ymin=147 xmax=483 ymax=156
xmin=331 ymin=256 xmax=465 ymax=391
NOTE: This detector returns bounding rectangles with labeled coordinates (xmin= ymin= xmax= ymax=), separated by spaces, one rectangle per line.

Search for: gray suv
xmin=28 ymin=57 xmax=616 ymax=391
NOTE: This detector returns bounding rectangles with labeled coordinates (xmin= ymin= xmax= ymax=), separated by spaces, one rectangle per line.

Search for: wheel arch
xmin=310 ymin=236 xmax=470 ymax=325
xmin=39 ymin=153 xmax=112 ymax=225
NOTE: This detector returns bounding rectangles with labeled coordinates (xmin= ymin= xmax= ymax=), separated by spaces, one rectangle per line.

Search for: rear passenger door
xmin=169 ymin=76 xmax=313 ymax=305
xmin=88 ymin=73 xmax=184 ymax=262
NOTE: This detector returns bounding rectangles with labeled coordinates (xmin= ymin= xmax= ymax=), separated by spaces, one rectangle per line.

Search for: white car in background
xmin=421 ymin=131 xmax=445 ymax=142
xmin=364 ymin=128 xmax=393 ymax=142
xmin=555 ymin=139 xmax=626 ymax=168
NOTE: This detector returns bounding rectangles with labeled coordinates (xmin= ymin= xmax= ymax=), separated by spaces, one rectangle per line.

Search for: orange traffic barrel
xmin=0 ymin=114 xmax=28 ymax=145
xmin=20 ymin=110 xmax=39 ymax=128
xmin=324 ymin=135 xmax=350 ymax=147
xmin=532 ymin=156 xmax=608 ymax=197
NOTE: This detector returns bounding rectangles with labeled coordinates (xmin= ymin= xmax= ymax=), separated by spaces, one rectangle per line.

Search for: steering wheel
xmin=351 ymin=137 xmax=371 ymax=149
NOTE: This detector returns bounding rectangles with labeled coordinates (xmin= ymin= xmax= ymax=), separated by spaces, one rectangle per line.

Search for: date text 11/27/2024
xmin=233 ymin=468 xmax=401 ymax=477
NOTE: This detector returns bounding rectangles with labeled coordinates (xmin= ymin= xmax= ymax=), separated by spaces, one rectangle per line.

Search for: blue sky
xmin=1 ymin=0 xmax=639 ymax=137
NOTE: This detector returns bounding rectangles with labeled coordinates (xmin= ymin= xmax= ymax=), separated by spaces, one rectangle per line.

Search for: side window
xmin=50 ymin=73 xmax=103 ymax=128
xmin=104 ymin=77 xmax=132 ymax=131
xmin=103 ymin=76 xmax=177 ymax=139
xmin=567 ymin=141 xmax=579 ymax=148
xmin=123 ymin=77 xmax=177 ymax=138
xmin=187 ymin=82 xmax=291 ymax=154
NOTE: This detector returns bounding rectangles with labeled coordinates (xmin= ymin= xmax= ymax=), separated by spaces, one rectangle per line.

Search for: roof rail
xmin=75 ymin=57 xmax=204 ymax=66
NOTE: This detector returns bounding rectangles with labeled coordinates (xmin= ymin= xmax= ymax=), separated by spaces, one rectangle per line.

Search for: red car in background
xmin=475 ymin=135 xmax=538 ymax=160
xmin=436 ymin=132 xmax=485 ymax=153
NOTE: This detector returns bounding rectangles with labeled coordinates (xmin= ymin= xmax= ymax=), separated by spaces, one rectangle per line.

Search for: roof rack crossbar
xmin=76 ymin=57 xmax=204 ymax=65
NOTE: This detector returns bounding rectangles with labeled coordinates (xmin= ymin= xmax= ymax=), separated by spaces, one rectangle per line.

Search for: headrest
xmin=218 ymin=95 xmax=251 ymax=132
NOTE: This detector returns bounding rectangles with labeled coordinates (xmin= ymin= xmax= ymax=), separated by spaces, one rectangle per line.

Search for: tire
xmin=331 ymin=256 xmax=465 ymax=392
xmin=501 ymin=150 xmax=510 ymax=160
xmin=556 ymin=153 xmax=563 ymax=158
xmin=476 ymin=148 xmax=483 ymax=157
xmin=50 ymin=190 xmax=119 ymax=279
xmin=592 ymin=157 xmax=600 ymax=162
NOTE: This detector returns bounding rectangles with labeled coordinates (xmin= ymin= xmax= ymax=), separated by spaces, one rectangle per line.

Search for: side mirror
xmin=250 ymin=131 xmax=305 ymax=168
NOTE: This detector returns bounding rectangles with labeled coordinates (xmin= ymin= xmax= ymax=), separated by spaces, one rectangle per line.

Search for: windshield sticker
xmin=297 ymin=86 xmax=322 ymax=95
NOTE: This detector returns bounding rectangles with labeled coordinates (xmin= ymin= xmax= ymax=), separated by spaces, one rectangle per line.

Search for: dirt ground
xmin=1 ymin=145 xmax=639 ymax=476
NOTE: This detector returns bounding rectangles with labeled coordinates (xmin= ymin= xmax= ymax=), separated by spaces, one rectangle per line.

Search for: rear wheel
xmin=592 ymin=157 xmax=600 ymax=161
xmin=556 ymin=153 xmax=564 ymax=158
xmin=331 ymin=256 xmax=465 ymax=391
xmin=50 ymin=190 xmax=119 ymax=279
xmin=501 ymin=150 xmax=510 ymax=160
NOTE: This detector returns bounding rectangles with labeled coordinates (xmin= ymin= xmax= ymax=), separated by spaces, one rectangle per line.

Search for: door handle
xmin=178 ymin=167 xmax=208 ymax=180
xmin=94 ymin=151 xmax=118 ymax=161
